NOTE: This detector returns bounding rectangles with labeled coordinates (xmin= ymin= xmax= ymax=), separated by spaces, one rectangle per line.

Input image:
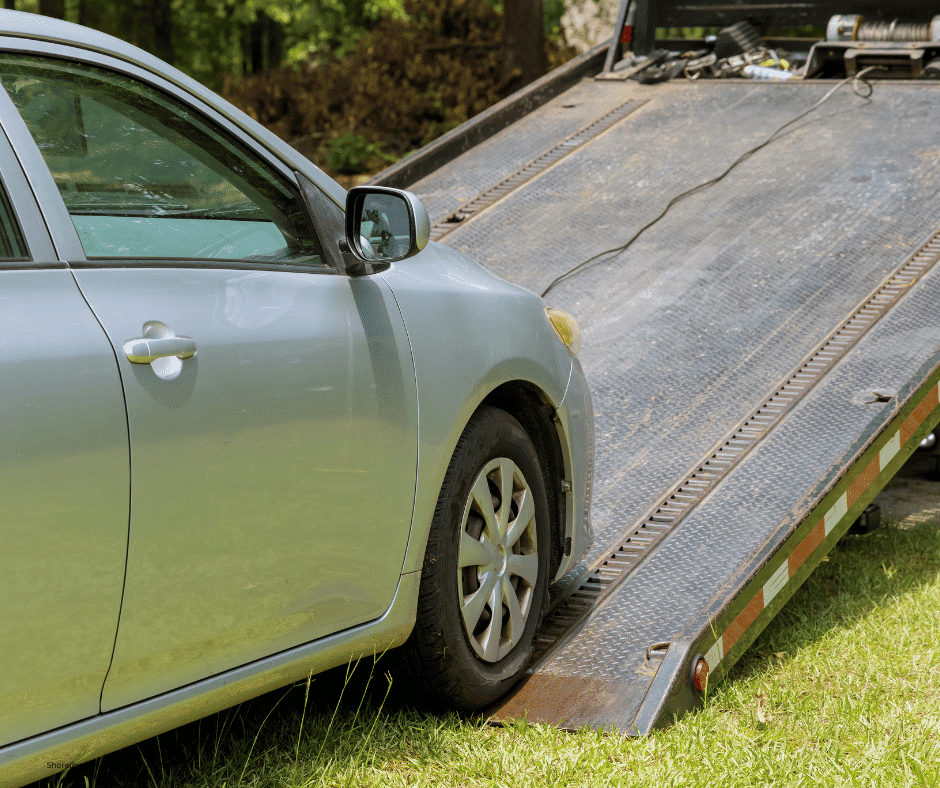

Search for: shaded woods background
xmin=3 ymin=0 xmax=577 ymax=180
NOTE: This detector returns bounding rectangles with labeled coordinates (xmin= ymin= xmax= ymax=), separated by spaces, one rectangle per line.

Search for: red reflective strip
xmin=621 ymin=25 xmax=633 ymax=43
xmin=722 ymin=589 xmax=764 ymax=654
xmin=788 ymin=519 xmax=825 ymax=577
xmin=900 ymin=388 xmax=938 ymax=445
xmin=848 ymin=455 xmax=881 ymax=509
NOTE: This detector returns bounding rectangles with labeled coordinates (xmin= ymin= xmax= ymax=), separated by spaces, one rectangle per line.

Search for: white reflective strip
xmin=705 ymin=639 xmax=723 ymax=670
xmin=880 ymin=432 xmax=901 ymax=469
xmin=762 ymin=561 xmax=789 ymax=606
xmin=824 ymin=493 xmax=847 ymax=536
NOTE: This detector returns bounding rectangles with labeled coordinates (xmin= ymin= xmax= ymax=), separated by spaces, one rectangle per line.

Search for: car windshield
xmin=0 ymin=54 xmax=323 ymax=265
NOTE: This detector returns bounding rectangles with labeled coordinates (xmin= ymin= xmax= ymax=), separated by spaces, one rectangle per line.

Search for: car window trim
xmin=0 ymin=29 xmax=346 ymax=208
xmin=0 ymin=88 xmax=59 ymax=265
xmin=0 ymin=41 xmax=330 ymax=272
xmin=68 ymin=258 xmax=341 ymax=275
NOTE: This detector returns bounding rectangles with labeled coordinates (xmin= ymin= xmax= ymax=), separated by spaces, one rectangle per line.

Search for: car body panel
xmin=0 ymin=275 xmax=129 ymax=744
xmin=69 ymin=266 xmax=418 ymax=711
xmin=0 ymin=11 xmax=594 ymax=786
xmin=0 ymin=42 xmax=421 ymax=711
xmin=555 ymin=355 xmax=595 ymax=574
xmin=0 ymin=571 xmax=421 ymax=788
xmin=0 ymin=121 xmax=129 ymax=747
xmin=377 ymin=242 xmax=593 ymax=577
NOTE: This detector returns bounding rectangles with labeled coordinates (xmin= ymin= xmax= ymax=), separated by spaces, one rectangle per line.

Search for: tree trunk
xmin=39 ymin=0 xmax=65 ymax=18
xmin=502 ymin=0 xmax=547 ymax=87
xmin=247 ymin=12 xmax=284 ymax=74
xmin=79 ymin=0 xmax=118 ymax=35
xmin=152 ymin=0 xmax=174 ymax=65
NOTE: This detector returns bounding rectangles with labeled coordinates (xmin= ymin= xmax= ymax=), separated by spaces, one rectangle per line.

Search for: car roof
xmin=0 ymin=9 xmax=153 ymax=65
xmin=0 ymin=10 xmax=346 ymax=207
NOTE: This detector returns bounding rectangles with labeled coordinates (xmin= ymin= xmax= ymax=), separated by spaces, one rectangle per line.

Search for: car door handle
xmin=123 ymin=323 xmax=196 ymax=364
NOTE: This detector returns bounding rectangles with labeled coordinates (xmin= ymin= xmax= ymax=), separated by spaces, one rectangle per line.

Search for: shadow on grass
xmin=31 ymin=653 xmax=446 ymax=788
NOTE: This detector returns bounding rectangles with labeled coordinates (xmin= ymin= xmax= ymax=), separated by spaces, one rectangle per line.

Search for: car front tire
xmin=403 ymin=406 xmax=551 ymax=711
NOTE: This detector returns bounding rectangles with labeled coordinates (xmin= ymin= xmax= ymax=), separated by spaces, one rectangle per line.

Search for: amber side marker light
xmin=693 ymin=657 xmax=709 ymax=692
xmin=545 ymin=307 xmax=582 ymax=356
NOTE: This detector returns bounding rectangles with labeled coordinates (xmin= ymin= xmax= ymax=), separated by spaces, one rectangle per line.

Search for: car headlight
xmin=545 ymin=307 xmax=582 ymax=356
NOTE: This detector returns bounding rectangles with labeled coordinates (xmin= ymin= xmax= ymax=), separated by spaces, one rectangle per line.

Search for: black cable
xmin=540 ymin=67 xmax=877 ymax=299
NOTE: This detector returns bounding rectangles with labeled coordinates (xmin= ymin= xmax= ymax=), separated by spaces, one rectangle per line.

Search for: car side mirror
xmin=345 ymin=186 xmax=430 ymax=268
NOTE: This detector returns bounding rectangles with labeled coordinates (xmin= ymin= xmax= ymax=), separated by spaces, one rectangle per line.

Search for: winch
xmin=807 ymin=13 xmax=940 ymax=78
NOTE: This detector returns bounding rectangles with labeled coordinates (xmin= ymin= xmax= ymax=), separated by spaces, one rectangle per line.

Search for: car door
xmin=0 ymin=104 xmax=129 ymax=744
xmin=0 ymin=51 xmax=419 ymax=710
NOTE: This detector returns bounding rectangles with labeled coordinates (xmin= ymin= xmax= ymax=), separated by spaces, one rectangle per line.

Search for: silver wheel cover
xmin=457 ymin=457 xmax=539 ymax=662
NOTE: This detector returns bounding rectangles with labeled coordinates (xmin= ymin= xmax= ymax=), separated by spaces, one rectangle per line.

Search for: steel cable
xmin=541 ymin=67 xmax=877 ymax=298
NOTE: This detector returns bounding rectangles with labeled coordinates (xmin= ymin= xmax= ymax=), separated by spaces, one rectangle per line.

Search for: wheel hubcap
xmin=457 ymin=457 xmax=539 ymax=663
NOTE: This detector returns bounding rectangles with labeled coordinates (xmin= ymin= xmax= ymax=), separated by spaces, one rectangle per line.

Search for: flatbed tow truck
xmin=373 ymin=0 xmax=940 ymax=733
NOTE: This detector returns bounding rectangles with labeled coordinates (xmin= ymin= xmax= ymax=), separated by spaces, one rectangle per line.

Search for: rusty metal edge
xmin=367 ymin=41 xmax=611 ymax=190
xmin=632 ymin=354 xmax=940 ymax=734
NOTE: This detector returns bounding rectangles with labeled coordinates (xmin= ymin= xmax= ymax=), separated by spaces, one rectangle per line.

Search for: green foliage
xmin=289 ymin=0 xmax=409 ymax=61
xmin=221 ymin=0 xmax=576 ymax=180
xmin=542 ymin=0 xmax=566 ymax=39
xmin=27 ymin=0 xmax=568 ymax=86
xmin=326 ymin=132 xmax=397 ymax=174
xmin=26 ymin=0 xmax=572 ymax=172
xmin=169 ymin=0 xmax=388 ymax=84
xmin=171 ymin=0 xmax=256 ymax=83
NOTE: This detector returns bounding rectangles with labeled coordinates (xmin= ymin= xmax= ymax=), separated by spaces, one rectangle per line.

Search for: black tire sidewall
xmin=424 ymin=407 xmax=551 ymax=709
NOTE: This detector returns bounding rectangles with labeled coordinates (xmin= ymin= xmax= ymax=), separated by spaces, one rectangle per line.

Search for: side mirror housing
xmin=345 ymin=186 xmax=430 ymax=269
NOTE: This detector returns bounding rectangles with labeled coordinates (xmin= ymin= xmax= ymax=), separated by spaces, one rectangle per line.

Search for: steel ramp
xmin=489 ymin=268 xmax=940 ymax=730
xmin=397 ymin=78 xmax=940 ymax=729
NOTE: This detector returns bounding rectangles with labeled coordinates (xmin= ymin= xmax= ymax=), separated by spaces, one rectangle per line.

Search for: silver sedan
xmin=0 ymin=10 xmax=593 ymax=787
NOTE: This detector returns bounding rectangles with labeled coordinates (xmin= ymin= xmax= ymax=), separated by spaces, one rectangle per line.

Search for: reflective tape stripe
xmin=880 ymin=432 xmax=901 ymax=468
xmin=701 ymin=371 xmax=940 ymax=673
xmin=789 ymin=520 xmax=825 ymax=577
xmin=762 ymin=561 xmax=789 ymax=606
xmin=848 ymin=456 xmax=881 ymax=508
xmin=705 ymin=639 xmax=723 ymax=670
xmin=901 ymin=388 xmax=938 ymax=445
xmin=824 ymin=493 xmax=847 ymax=536
xmin=722 ymin=591 xmax=764 ymax=655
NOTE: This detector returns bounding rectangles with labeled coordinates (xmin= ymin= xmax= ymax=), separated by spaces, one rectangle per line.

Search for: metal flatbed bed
xmin=376 ymin=70 xmax=940 ymax=731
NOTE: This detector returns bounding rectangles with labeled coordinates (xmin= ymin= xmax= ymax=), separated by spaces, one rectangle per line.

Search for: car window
xmin=0 ymin=176 xmax=28 ymax=260
xmin=0 ymin=54 xmax=322 ymax=266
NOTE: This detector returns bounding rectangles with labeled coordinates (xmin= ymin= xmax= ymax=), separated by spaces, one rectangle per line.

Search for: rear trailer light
xmin=693 ymin=657 xmax=709 ymax=692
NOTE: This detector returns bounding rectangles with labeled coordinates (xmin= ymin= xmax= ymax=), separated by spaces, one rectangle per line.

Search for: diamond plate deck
xmin=408 ymin=78 xmax=646 ymax=225
xmin=510 ymin=269 xmax=940 ymax=728
xmin=497 ymin=263 xmax=940 ymax=729
xmin=525 ymin=227 xmax=940 ymax=671
xmin=398 ymin=78 xmax=940 ymax=729
xmin=429 ymin=81 xmax=940 ymax=566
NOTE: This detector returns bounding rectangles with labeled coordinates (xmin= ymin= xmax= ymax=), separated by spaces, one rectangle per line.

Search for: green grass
xmin=46 ymin=520 xmax=940 ymax=788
